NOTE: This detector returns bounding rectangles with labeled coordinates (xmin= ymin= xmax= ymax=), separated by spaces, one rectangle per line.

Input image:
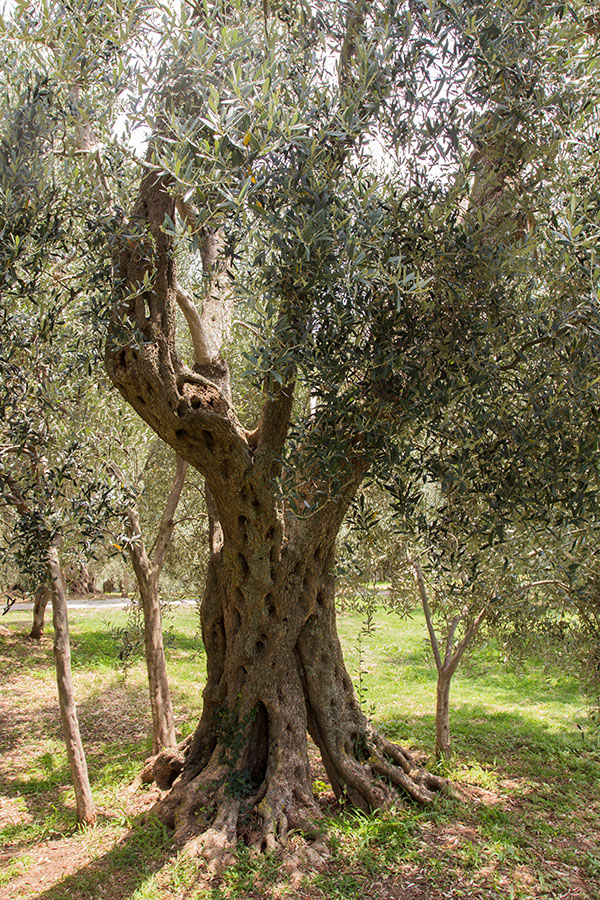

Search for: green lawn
xmin=1 ymin=604 xmax=598 ymax=900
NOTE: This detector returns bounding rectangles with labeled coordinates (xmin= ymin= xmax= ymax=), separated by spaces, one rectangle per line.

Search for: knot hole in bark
xmin=238 ymin=554 xmax=249 ymax=580
xmin=265 ymin=593 xmax=277 ymax=618
xmin=203 ymin=429 xmax=215 ymax=452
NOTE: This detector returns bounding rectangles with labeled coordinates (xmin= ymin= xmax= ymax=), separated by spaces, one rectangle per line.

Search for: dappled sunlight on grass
xmin=1 ymin=606 xmax=599 ymax=899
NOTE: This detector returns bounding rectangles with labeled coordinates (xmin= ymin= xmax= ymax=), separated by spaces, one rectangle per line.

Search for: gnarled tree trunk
xmin=151 ymin=487 xmax=442 ymax=860
xmin=106 ymin=169 xmax=445 ymax=858
xmin=64 ymin=562 xmax=97 ymax=597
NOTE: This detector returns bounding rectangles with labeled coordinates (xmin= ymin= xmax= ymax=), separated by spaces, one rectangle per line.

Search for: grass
xmin=1 ymin=603 xmax=599 ymax=900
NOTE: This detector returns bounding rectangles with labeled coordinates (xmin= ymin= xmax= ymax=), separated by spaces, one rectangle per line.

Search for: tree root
xmin=138 ymin=721 xmax=447 ymax=872
xmin=140 ymin=734 xmax=193 ymax=788
xmin=183 ymin=798 xmax=240 ymax=873
xmin=140 ymin=743 xmax=447 ymax=878
xmin=374 ymin=735 xmax=448 ymax=801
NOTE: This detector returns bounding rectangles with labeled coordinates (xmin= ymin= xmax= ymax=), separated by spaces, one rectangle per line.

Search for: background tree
xmin=113 ymin=445 xmax=188 ymax=754
xmin=0 ymin=2 xmax=142 ymax=824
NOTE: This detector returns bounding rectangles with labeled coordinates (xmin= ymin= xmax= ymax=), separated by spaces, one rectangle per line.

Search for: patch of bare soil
xmin=0 ymin=621 xmax=161 ymax=900
xmin=0 ymin=789 xmax=161 ymax=900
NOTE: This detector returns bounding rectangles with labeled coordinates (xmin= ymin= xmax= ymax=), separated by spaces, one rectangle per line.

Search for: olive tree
xmin=5 ymin=0 xmax=599 ymax=862
xmin=98 ymin=0 xmax=600 ymax=859
xmin=0 ymin=4 xmax=139 ymax=824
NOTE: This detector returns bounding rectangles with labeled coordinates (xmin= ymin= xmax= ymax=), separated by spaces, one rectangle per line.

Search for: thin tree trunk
xmin=125 ymin=454 xmax=187 ymax=753
xmin=47 ymin=541 xmax=96 ymax=825
xmin=435 ymin=671 xmax=452 ymax=760
xmin=29 ymin=583 xmax=50 ymax=640
xmin=138 ymin=568 xmax=177 ymax=753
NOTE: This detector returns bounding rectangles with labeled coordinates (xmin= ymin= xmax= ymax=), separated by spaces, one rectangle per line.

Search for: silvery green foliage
xmin=2 ymin=0 xmax=600 ymax=616
xmin=0 ymin=7 xmax=136 ymax=590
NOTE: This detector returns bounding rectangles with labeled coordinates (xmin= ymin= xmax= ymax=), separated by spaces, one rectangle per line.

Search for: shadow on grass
xmin=1 ymin=679 xmax=153 ymax=854
xmin=0 ymin=625 xmax=54 ymax=672
xmin=380 ymin=703 xmax=600 ymax=785
xmin=31 ymin=815 xmax=175 ymax=900
xmin=0 ymin=737 xmax=152 ymax=855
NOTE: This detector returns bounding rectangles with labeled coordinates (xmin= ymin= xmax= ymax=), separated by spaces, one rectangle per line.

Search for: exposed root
xmin=140 ymin=733 xmax=194 ymax=788
xmin=137 ymin=659 xmax=446 ymax=876
xmin=371 ymin=735 xmax=448 ymax=802
xmin=283 ymin=839 xmax=331 ymax=888
xmin=144 ymin=730 xmax=446 ymax=863
xmin=184 ymin=798 xmax=240 ymax=873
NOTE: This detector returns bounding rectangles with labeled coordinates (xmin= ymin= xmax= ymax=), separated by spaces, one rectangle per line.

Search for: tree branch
xmin=0 ymin=472 xmax=31 ymax=516
xmin=152 ymin=455 xmax=188 ymax=571
xmin=253 ymin=378 xmax=296 ymax=463
xmin=339 ymin=1 xmax=368 ymax=93
xmin=291 ymin=456 xmax=368 ymax=559
xmin=175 ymin=284 xmax=213 ymax=366
xmin=448 ymin=601 xmax=490 ymax=676
xmin=106 ymin=170 xmax=252 ymax=485
xmin=411 ymin=559 xmax=442 ymax=673
xmin=443 ymin=614 xmax=462 ymax=669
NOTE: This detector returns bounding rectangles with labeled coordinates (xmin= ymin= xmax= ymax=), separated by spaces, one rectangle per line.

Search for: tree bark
xmin=128 ymin=543 xmax=177 ymax=754
xmin=435 ymin=671 xmax=452 ymax=761
xmin=125 ymin=454 xmax=187 ymax=754
xmin=29 ymin=583 xmax=50 ymax=640
xmin=47 ymin=541 xmax=96 ymax=826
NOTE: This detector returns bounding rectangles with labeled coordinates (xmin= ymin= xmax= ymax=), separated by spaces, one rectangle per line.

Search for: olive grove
xmin=2 ymin=0 xmax=600 ymax=863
